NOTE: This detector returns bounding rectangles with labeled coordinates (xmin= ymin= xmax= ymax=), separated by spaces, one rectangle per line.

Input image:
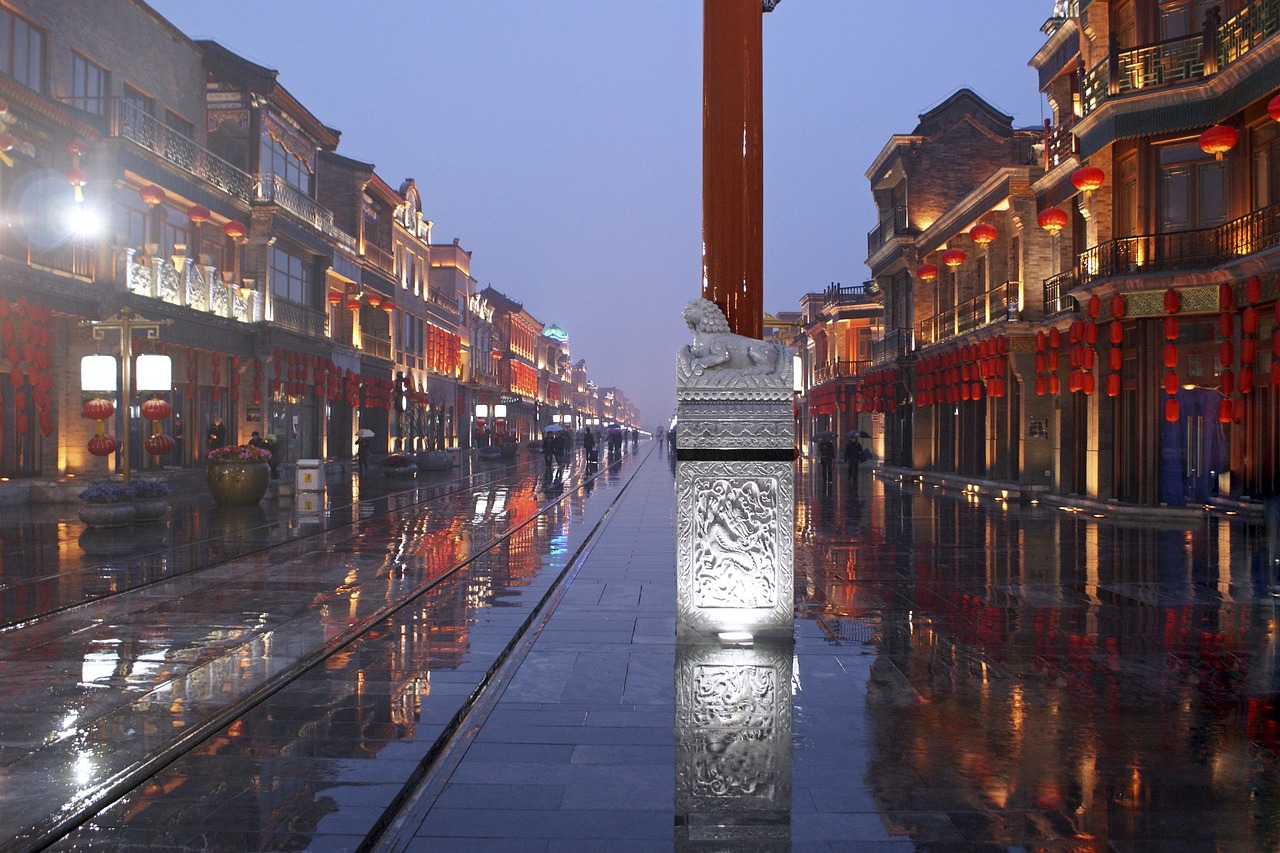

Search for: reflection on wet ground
xmin=2 ymin=447 xmax=1278 ymax=851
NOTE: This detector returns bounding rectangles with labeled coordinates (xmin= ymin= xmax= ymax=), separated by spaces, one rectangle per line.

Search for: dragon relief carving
xmin=692 ymin=476 xmax=779 ymax=609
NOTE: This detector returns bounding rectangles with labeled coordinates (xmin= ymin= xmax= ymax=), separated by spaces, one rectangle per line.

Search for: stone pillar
xmin=702 ymin=0 xmax=774 ymax=340
xmin=676 ymin=305 xmax=794 ymax=642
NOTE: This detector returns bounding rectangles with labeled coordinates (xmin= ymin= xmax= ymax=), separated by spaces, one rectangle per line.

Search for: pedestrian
xmin=248 ymin=430 xmax=268 ymax=452
xmin=818 ymin=435 xmax=835 ymax=488
xmin=582 ymin=427 xmax=596 ymax=463
xmin=206 ymin=416 xmax=227 ymax=453
xmin=264 ymin=433 xmax=279 ymax=479
xmin=355 ymin=434 xmax=369 ymax=473
xmin=845 ymin=435 xmax=863 ymax=485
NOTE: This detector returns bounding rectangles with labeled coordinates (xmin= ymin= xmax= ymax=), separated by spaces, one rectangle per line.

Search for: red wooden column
xmin=702 ymin=0 xmax=768 ymax=340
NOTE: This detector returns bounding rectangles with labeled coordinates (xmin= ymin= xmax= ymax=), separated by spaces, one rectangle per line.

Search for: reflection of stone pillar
xmin=675 ymin=643 xmax=792 ymax=850
xmin=676 ymin=301 xmax=794 ymax=641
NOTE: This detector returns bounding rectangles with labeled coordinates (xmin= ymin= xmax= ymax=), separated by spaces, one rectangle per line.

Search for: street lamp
xmin=79 ymin=308 xmax=172 ymax=484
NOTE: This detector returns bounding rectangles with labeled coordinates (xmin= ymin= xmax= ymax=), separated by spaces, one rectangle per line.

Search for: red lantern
xmin=140 ymin=399 xmax=171 ymax=421
xmin=1164 ymin=343 xmax=1179 ymax=369
xmin=1035 ymin=376 xmax=1046 ymax=396
xmin=140 ymin=185 xmax=166 ymax=207
xmin=1233 ymin=397 xmax=1246 ymax=423
xmin=223 ymin=220 xmax=247 ymax=240
xmin=346 ymin=298 xmax=362 ymax=311
xmin=327 ymin=291 xmax=343 ymax=305
xmin=1246 ymin=276 xmax=1262 ymax=303
xmin=1110 ymin=320 xmax=1124 ymax=345
xmin=1048 ymin=351 xmax=1059 ymax=372
xmin=1220 ymin=369 xmax=1235 ymax=396
xmin=1087 ymin=295 xmax=1101 ymax=319
xmin=1071 ymin=165 xmax=1105 ymax=196
xmin=186 ymin=204 xmax=211 ymax=223
xmin=1165 ymin=397 xmax=1180 ymax=423
xmin=1199 ymin=124 xmax=1238 ymax=160
xmin=1164 ymin=288 xmax=1181 ymax=314
xmin=1241 ymin=367 xmax=1255 ymax=394
xmin=1038 ymin=207 xmax=1068 ymax=235
xmin=1085 ymin=322 xmax=1098 ymax=345
xmin=0 ymin=133 xmax=13 ymax=152
xmin=969 ymin=222 xmax=997 ymax=247
xmin=1164 ymin=370 xmax=1179 ymax=396
xmin=1164 ymin=316 xmax=1179 ymax=341
xmin=367 ymin=293 xmax=383 ymax=308
xmin=143 ymin=433 xmax=175 ymax=456
xmin=88 ymin=434 xmax=118 ymax=457
xmin=1049 ymin=327 xmax=1061 ymax=349
xmin=1107 ymin=373 xmax=1121 ymax=397
xmin=1049 ymin=374 xmax=1060 ymax=395
xmin=1110 ymin=293 xmax=1126 ymax=318
xmin=1242 ymin=306 xmax=1258 ymax=335
xmin=1219 ymin=312 xmax=1234 ymax=338
xmin=1242 ymin=338 xmax=1257 ymax=364
xmin=941 ymin=248 xmax=967 ymax=269
xmin=916 ymin=263 xmax=938 ymax=282
xmin=1270 ymin=93 xmax=1280 ymax=121
xmin=1217 ymin=397 xmax=1232 ymax=423
xmin=1035 ymin=330 xmax=1046 ymax=351
xmin=81 ymin=398 xmax=115 ymax=420
xmin=1083 ymin=373 xmax=1095 ymax=396
xmin=1109 ymin=347 xmax=1123 ymax=372
xmin=1219 ymin=341 xmax=1234 ymax=367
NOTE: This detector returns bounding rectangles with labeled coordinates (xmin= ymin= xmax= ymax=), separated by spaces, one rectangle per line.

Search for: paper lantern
xmin=1242 ymin=337 xmax=1257 ymax=364
xmin=1038 ymin=207 xmax=1068 ymax=235
xmin=1220 ymin=312 xmax=1234 ymax=338
xmin=1083 ymin=373 xmax=1095 ymax=396
xmin=1035 ymin=330 xmax=1047 ymax=351
xmin=1110 ymin=293 xmax=1126 ymax=318
xmin=1246 ymin=276 xmax=1262 ymax=303
xmin=327 ymin=291 xmax=343 ymax=305
xmin=140 ymin=399 xmax=171 ymax=421
xmin=916 ymin=263 xmax=938 ymax=282
xmin=1071 ymin=165 xmax=1105 ymax=196
xmin=1087 ymin=295 xmax=1101 ymax=318
xmin=367 ymin=294 xmax=383 ymax=308
xmin=1164 ymin=288 xmax=1181 ymax=314
xmin=941 ymin=248 xmax=967 ymax=268
xmin=140 ymin=185 xmax=166 ymax=206
xmin=186 ymin=204 xmax=211 ymax=223
xmin=1219 ymin=341 xmax=1234 ymax=367
xmin=1164 ymin=316 xmax=1179 ymax=341
xmin=1035 ymin=376 xmax=1046 ymax=396
xmin=1110 ymin=320 xmax=1124 ymax=346
xmin=223 ymin=220 xmax=247 ymax=240
xmin=143 ymin=433 xmax=175 ymax=456
xmin=1164 ymin=343 xmax=1179 ymax=368
xmin=1048 ymin=374 xmax=1060 ymax=395
xmin=1109 ymin=347 xmax=1123 ymax=373
xmin=1107 ymin=373 xmax=1121 ymax=397
xmin=969 ymin=223 xmax=997 ymax=246
xmin=81 ymin=398 xmax=115 ymax=421
xmin=1218 ymin=397 xmax=1232 ymax=423
xmin=1164 ymin=370 xmax=1179 ymax=396
xmin=88 ymin=434 xmax=118 ymax=457
xmin=1220 ymin=369 xmax=1235 ymax=396
xmin=1199 ymin=124 xmax=1238 ymax=160
xmin=1049 ymin=327 xmax=1061 ymax=349
xmin=1165 ymin=397 xmax=1180 ymax=423
xmin=1240 ymin=367 xmax=1254 ymax=394
xmin=1242 ymin=306 xmax=1258 ymax=335
xmin=347 ymin=298 xmax=362 ymax=311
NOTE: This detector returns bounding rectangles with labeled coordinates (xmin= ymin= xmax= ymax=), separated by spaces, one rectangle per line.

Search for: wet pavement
xmin=0 ymin=444 xmax=1278 ymax=851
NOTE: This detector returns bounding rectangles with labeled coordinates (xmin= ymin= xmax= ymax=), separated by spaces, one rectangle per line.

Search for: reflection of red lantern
xmin=81 ymin=398 xmax=115 ymax=420
xmin=140 ymin=399 xmax=171 ymax=421
xmin=143 ymin=433 xmax=175 ymax=456
xmin=88 ymin=434 xmax=118 ymax=456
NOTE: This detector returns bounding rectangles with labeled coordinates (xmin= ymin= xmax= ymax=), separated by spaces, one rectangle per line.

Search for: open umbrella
xmin=846 ymin=429 xmax=870 ymax=439
xmin=543 ymin=424 xmax=564 ymax=432
xmin=813 ymin=430 xmax=836 ymax=442
xmin=356 ymin=428 xmax=374 ymax=438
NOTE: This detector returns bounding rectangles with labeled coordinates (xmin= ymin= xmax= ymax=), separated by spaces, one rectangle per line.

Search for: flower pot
xmin=206 ymin=461 xmax=270 ymax=505
xmin=132 ymin=497 xmax=169 ymax=522
xmin=78 ymin=502 xmax=137 ymax=528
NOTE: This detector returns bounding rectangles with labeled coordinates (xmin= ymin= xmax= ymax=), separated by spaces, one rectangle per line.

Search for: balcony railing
xmin=112 ymin=100 xmax=256 ymax=203
xmin=813 ymin=360 xmax=870 ymax=383
xmin=916 ymin=281 xmax=1020 ymax=346
xmin=1045 ymin=117 xmax=1078 ymax=169
xmin=362 ymin=243 xmax=395 ymax=277
xmin=1043 ymin=270 xmax=1077 ymax=317
xmin=872 ymin=328 xmax=909 ymax=365
xmin=269 ymin=298 xmax=326 ymax=338
xmin=127 ymin=250 xmax=261 ymax=323
xmin=823 ymin=281 xmax=879 ymax=307
xmin=1081 ymin=0 xmax=1280 ymax=117
xmin=256 ymin=174 xmax=358 ymax=254
xmin=866 ymin=206 xmax=909 ymax=256
xmin=362 ymin=334 xmax=392 ymax=360
xmin=0 ymin=230 xmax=96 ymax=281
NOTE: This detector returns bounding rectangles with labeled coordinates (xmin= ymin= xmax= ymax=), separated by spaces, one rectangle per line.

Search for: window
xmin=123 ymin=83 xmax=152 ymax=117
xmin=1158 ymin=0 xmax=1214 ymax=40
xmin=1253 ymin=123 xmax=1280 ymax=210
xmin=0 ymin=9 xmax=44 ymax=92
xmin=1158 ymin=140 xmax=1226 ymax=231
xmin=1117 ymin=153 xmax=1138 ymax=236
xmin=260 ymin=133 xmax=311 ymax=194
xmin=164 ymin=110 xmax=193 ymax=140
xmin=69 ymin=52 xmax=108 ymax=116
xmin=270 ymin=246 xmax=315 ymax=306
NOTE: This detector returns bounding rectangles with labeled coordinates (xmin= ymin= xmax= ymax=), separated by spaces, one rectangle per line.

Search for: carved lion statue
xmin=679 ymin=298 xmax=785 ymax=377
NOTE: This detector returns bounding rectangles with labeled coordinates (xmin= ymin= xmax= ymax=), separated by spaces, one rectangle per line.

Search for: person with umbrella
xmin=845 ymin=430 xmax=866 ymax=488
xmin=355 ymin=428 xmax=373 ymax=474
xmin=542 ymin=424 xmax=561 ymax=467
xmin=815 ymin=430 xmax=836 ymax=489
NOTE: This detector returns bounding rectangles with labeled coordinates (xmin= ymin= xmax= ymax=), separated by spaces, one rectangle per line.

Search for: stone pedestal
xmin=676 ymin=300 xmax=794 ymax=641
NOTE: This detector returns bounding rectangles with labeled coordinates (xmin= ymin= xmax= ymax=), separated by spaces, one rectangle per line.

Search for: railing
xmin=126 ymin=250 xmax=261 ymax=323
xmin=362 ymin=334 xmax=392 ymax=360
xmin=872 ymin=328 xmax=909 ymax=365
xmin=111 ymin=99 xmax=256 ymax=203
xmin=823 ymin=281 xmax=879 ymax=307
xmin=269 ymin=298 xmax=326 ymax=338
xmin=916 ymin=281 xmax=1019 ymax=346
xmin=866 ymin=206 xmax=908 ymax=256
xmin=1 ymin=229 xmax=96 ymax=281
xmin=813 ymin=360 xmax=870 ymax=383
xmin=1081 ymin=0 xmax=1280 ymax=117
xmin=1043 ymin=270 xmax=1077 ymax=317
xmin=256 ymin=174 xmax=358 ymax=253
xmin=1045 ymin=117 xmax=1078 ymax=169
xmin=427 ymin=289 xmax=460 ymax=315
xmin=362 ymin=243 xmax=394 ymax=277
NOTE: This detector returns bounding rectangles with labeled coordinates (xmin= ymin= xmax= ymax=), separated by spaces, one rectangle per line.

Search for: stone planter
xmin=78 ymin=502 xmax=137 ymax=528
xmin=206 ymin=461 xmax=271 ymax=505
xmin=132 ymin=498 xmax=169 ymax=522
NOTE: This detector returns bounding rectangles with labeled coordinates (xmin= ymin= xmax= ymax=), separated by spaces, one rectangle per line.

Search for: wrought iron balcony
xmin=916 ymin=281 xmax=1021 ymax=346
xmin=269 ymin=297 xmax=327 ymax=338
xmin=1043 ymin=270 xmax=1078 ymax=318
xmin=871 ymin=328 xmax=909 ymax=366
xmin=823 ymin=281 xmax=879 ymax=307
xmin=812 ymin=360 xmax=869 ymax=383
xmin=256 ymin=174 xmax=358 ymax=254
xmin=1081 ymin=0 xmax=1280 ymax=117
xmin=126 ymin=249 xmax=261 ymax=323
xmin=111 ymin=99 xmax=256 ymax=203
xmin=866 ymin=206 xmax=909 ymax=256
xmin=361 ymin=243 xmax=395 ymax=277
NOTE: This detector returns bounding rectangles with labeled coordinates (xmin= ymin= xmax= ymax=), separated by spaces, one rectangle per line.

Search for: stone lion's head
xmin=682 ymin=298 xmax=731 ymax=334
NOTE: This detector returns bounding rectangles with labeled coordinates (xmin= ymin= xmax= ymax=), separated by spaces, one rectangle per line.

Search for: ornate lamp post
xmin=79 ymin=308 xmax=172 ymax=484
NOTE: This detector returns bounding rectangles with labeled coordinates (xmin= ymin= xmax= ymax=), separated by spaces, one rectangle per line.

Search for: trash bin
xmin=296 ymin=459 xmax=323 ymax=492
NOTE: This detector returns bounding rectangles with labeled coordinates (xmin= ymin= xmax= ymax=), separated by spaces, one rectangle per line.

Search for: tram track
xmin=2 ymin=446 xmax=651 ymax=852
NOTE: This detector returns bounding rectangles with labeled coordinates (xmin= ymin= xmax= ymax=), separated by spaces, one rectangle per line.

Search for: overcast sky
xmin=147 ymin=0 xmax=1054 ymax=426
